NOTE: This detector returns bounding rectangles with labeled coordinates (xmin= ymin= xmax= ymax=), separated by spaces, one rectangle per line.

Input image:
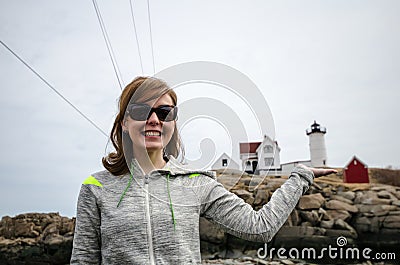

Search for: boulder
xmin=320 ymin=220 xmax=334 ymax=229
xmin=330 ymin=195 xmax=353 ymax=205
xmin=253 ymin=189 xmax=269 ymax=206
xmin=325 ymin=200 xmax=358 ymax=213
xmin=383 ymin=215 xmax=400 ymax=229
xmin=325 ymin=210 xmax=351 ymax=221
xmin=298 ymin=193 xmax=325 ymax=210
xmin=299 ymin=210 xmax=319 ymax=226
xmin=356 ymin=204 xmax=397 ymax=216
xmin=377 ymin=190 xmax=397 ymax=200
xmin=199 ymin=218 xmax=226 ymax=244
xmin=392 ymin=200 xmax=400 ymax=207
xmin=336 ymin=191 xmax=356 ymax=201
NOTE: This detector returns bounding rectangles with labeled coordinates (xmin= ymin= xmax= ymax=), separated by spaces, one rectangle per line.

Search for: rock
xmin=377 ymin=190 xmax=397 ymax=200
xmin=14 ymin=220 xmax=38 ymax=238
xmin=362 ymin=197 xmax=392 ymax=205
xmin=321 ymin=187 xmax=333 ymax=197
xmin=336 ymin=191 xmax=356 ymax=201
xmin=383 ymin=215 xmax=400 ymax=229
xmin=320 ymin=220 xmax=334 ymax=229
xmin=234 ymin=190 xmax=254 ymax=205
xmin=330 ymin=195 xmax=353 ymax=205
xmin=253 ymin=189 xmax=269 ymax=206
xmin=318 ymin=208 xmax=331 ymax=220
xmin=299 ymin=210 xmax=319 ymax=226
xmin=333 ymin=219 xmax=357 ymax=238
xmin=298 ymin=193 xmax=325 ymax=210
xmin=325 ymin=210 xmax=351 ymax=221
xmin=0 ymin=212 xmax=75 ymax=264
xmin=264 ymin=178 xmax=286 ymax=191
xmin=356 ymin=204 xmax=397 ymax=216
xmin=392 ymin=200 xmax=400 ymax=207
xmin=325 ymin=229 xmax=357 ymax=239
xmin=199 ymin=218 xmax=226 ymax=244
xmin=325 ymin=200 xmax=358 ymax=213
xmin=355 ymin=216 xmax=371 ymax=225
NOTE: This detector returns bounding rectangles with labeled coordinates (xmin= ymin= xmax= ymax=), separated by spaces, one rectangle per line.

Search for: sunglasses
xmin=126 ymin=104 xmax=178 ymax=122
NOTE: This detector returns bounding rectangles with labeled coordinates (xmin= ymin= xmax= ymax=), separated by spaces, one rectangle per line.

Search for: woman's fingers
xmin=311 ymin=168 xmax=338 ymax=177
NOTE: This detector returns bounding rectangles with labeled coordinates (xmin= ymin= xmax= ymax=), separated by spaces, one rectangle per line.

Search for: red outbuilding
xmin=343 ymin=156 xmax=369 ymax=183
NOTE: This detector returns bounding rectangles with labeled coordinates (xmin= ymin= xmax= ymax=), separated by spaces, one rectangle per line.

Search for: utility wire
xmin=0 ymin=40 xmax=108 ymax=138
xmin=129 ymin=0 xmax=144 ymax=75
xmin=147 ymin=0 xmax=156 ymax=74
xmin=92 ymin=0 xmax=124 ymax=90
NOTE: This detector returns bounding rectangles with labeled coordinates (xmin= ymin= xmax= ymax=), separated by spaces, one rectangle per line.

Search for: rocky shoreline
xmin=1 ymin=171 xmax=399 ymax=264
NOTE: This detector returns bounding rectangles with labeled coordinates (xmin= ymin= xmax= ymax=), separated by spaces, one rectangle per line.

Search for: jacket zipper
xmin=144 ymin=175 xmax=156 ymax=265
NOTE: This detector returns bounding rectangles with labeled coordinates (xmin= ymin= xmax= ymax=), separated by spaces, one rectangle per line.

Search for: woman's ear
xmin=121 ymin=119 xmax=128 ymax=132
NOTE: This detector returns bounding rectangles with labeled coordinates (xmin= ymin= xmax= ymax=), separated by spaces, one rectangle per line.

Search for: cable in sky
xmin=92 ymin=0 xmax=124 ymax=90
xmin=0 ymin=39 xmax=108 ymax=138
xmin=147 ymin=0 xmax=156 ymax=74
xmin=129 ymin=0 xmax=144 ymax=75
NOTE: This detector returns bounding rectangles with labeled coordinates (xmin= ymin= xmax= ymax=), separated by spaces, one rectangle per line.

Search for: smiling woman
xmin=102 ymin=76 xmax=183 ymax=176
xmin=70 ymin=76 xmax=336 ymax=264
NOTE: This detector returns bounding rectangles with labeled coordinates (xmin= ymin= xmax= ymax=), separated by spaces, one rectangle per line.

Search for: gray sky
xmin=1 ymin=1 xmax=399 ymax=217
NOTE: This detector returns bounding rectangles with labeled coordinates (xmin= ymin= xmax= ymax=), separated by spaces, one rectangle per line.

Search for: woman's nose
xmin=147 ymin=111 xmax=160 ymax=124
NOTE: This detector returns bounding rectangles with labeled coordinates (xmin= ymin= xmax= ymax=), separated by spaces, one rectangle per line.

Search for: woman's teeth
xmin=145 ymin=131 xmax=161 ymax=136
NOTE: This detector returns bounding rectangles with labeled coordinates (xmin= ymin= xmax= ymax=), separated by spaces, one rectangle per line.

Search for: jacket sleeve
xmin=70 ymin=184 xmax=101 ymax=264
xmin=194 ymin=165 xmax=314 ymax=243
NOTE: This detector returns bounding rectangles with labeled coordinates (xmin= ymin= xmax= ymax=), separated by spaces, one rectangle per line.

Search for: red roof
xmin=239 ymin=142 xmax=261 ymax=154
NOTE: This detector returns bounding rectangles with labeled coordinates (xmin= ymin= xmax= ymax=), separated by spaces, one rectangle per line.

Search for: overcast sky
xmin=1 ymin=1 xmax=399 ymax=218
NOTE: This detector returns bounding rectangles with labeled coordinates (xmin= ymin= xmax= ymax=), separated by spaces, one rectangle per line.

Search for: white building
xmin=211 ymin=152 xmax=240 ymax=170
xmin=240 ymin=135 xmax=281 ymax=175
xmin=306 ymin=120 xmax=328 ymax=167
xmin=257 ymin=135 xmax=281 ymax=175
xmin=240 ymin=142 xmax=261 ymax=174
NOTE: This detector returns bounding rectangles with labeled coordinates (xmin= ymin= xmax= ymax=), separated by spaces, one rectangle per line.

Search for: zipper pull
xmin=145 ymin=175 xmax=149 ymax=184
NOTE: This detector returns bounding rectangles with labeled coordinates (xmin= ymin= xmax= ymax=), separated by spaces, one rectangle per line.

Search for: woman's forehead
xmin=140 ymin=93 xmax=174 ymax=107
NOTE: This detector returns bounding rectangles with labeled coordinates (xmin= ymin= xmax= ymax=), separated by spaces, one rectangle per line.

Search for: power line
xmin=0 ymin=39 xmax=108 ymax=138
xmin=129 ymin=0 xmax=144 ymax=75
xmin=92 ymin=0 xmax=124 ymax=90
xmin=147 ymin=0 xmax=156 ymax=74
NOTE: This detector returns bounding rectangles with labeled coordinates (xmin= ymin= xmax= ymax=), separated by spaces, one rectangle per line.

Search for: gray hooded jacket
xmin=71 ymin=156 xmax=314 ymax=264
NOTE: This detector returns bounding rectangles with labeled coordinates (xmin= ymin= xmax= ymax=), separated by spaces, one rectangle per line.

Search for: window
xmin=263 ymin=145 xmax=273 ymax=153
xmin=222 ymin=159 xmax=228 ymax=167
xmin=264 ymin=158 xmax=274 ymax=166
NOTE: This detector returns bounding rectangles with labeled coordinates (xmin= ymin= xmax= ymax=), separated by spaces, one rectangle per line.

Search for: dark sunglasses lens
xmin=128 ymin=105 xmax=151 ymax=121
xmin=155 ymin=106 xmax=177 ymax=121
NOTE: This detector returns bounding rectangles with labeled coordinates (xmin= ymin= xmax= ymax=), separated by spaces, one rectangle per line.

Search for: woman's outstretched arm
xmin=194 ymin=165 xmax=336 ymax=242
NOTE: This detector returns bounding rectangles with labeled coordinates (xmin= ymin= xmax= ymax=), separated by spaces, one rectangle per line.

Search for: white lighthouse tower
xmin=306 ymin=121 xmax=328 ymax=167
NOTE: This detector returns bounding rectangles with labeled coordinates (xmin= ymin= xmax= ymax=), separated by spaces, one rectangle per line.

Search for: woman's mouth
xmin=142 ymin=130 xmax=162 ymax=137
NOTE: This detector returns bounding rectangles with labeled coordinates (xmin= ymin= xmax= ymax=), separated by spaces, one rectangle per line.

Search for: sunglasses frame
xmin=126 ymin=104 xmax=178 ymax=122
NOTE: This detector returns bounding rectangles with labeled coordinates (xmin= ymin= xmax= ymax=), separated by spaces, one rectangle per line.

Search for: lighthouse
xmin=306 ymin=121 xmax=328 ymax=167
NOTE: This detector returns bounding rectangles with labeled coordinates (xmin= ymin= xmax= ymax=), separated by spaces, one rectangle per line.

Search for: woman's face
xmin=122 ymin=93 xmax=176 ymax=155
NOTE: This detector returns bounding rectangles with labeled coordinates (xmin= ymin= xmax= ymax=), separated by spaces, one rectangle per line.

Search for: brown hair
xmin=102 ymin=76 xmax=184 ymax=176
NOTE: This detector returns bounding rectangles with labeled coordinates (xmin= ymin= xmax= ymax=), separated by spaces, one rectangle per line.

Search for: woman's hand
xmin=299 ymin=164 xmax=338 ymax=177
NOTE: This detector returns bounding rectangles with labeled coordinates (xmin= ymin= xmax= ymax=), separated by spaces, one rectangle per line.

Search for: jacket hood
xmin=159 ymin=155 xmax=217 ymax=179
xmin=125 ymin=155 xmax=216 ymax=180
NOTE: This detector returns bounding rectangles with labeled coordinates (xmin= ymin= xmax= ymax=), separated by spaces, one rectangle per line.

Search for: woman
xmin=71 ymin=76 xmax=336 ymax=264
